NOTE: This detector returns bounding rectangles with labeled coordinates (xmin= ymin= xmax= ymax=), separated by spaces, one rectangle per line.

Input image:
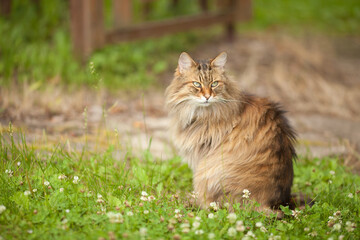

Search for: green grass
xmin=1 ymin=0 xmax=359 ymax=89
xmin=243 ymin=0 xmax=360 ymax=34
xmin=0 ymin=126 xmax=359 ymax=239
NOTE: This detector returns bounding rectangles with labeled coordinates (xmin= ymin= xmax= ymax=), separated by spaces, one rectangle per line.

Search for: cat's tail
xmin=289 ymin=192 xmax=314 ymax=210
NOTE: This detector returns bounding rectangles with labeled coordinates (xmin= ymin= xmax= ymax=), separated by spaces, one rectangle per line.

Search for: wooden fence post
xmin=113 ymin=0 xmax=132 ymax=28
xmin=218 ymin=0 xmax=252 ymax=41
xmin=69 ymin=0 xmax=105 ymax=61
xmin=236 ymin=0 xmax=252 ymax=21
xmin=0 ymin=0 xmax=11 ymax=17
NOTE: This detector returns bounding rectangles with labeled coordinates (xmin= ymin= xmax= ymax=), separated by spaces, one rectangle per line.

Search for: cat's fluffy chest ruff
xmin=172 ymin=106 xmax=238 ymax=170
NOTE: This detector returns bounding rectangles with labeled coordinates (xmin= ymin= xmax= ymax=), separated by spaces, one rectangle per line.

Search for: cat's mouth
xmin=200 ymin=101 xmax=211 ymax=106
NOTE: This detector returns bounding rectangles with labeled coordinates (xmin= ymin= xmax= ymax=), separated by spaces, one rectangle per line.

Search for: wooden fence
xmin=0 ymin=0 xmax=251 ymax=60
xmin=69 ymin=0 xmax=252 ymax=60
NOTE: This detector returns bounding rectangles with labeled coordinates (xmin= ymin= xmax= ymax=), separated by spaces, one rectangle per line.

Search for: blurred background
xmin=0 ymin=0 xmax=359 ymax=171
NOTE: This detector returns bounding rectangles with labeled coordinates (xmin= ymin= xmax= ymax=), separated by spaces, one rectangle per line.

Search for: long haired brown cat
xmin=165 ymin=52 xmax=297 ymax=216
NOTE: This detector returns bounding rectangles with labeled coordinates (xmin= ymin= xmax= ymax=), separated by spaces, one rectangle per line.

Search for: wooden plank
xmin=106 ymin=11 xmax=236 ymax=44
xmin=69 ymin=0 xmax=104 ymax=60
xmin=113 ymin=0 xmax=132 ymax=27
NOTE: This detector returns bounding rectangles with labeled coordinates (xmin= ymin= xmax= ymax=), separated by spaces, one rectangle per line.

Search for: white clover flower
xmin=345 ymin=221 xmax=356 ymax=232
xmin=195 ymin=230 xmax=204 ymax=235
xmin=242 ymin=189 xmax=251 ymax=199
xmin=141 ymin=191 xmax=148 ymax=196
xmin=208 ymin=233 xmax=215 ymax=239
xmin=148 ymin=195 xmax=155 ymax=201
xmin=195 ymin=216 xmax=201 ymax=221
xmin=228 ymin=227 xmax=236 ymax=237
xmin=255 ymin=222 xmax=262 ymax=227
xmin=227 ymin=213 xmax=237 ymax=223
xmin=107 ymin=212 xmax=124 ymax=223
xmin=292 ymin=209 xmax=301 ymax=219
xmin=330 ymin=170 xmax=335 ymax=175
xmin=59 ymin=188 xmax=64 ymax=192
xmin=32 ymin=189 xmax=37 ymax=193
xmin=339 ymin=235 xmax=345 ymax=240
xmin=58 ymin=174 xmax=66 ymax=180
xmin=237 ymin=225 xmax=246 ymax=232
xmin=65 ymin=209 xmax=70 ymax=213
xmin=182 ymin=227 xmax=190 ymax=233
xmin=348 ymin=193 xmax=354 ymax=198
xmin=175 ymin=209 xmax=180 ymax=214
xmin=268 ymin=234 xmax=281 ymax=240
xmin=209 ymin=202 xmax=218 ymax=211
xmin=140 ymin=196 xmax=148 ymax=201
xmin=328 ymin=180 xmax=333 ymax=184
xmin=27 ymin=229 xmax=33 ymax=234
xmin=127 ymin=211 xmax=134 ymax=216
xmin=143 ymin=210 xmax=149 ymax=215
xmin=73 ymin=176 xmax=79 ymax=184
xmin=333 ymin=210 xmax=341 ymax=216
xmin=24 ymin=190 xmax=31 ymax=196
xmin=97 ymin=194 xmax=103 ymax=199
xmin=304 ymin=227 xmax=310 ymax=232
xmin=97 ymin=198 xmax=105 ymax=204
xmin=236 ymin=221 xmax=245 ymax=232
xmin=208 ymin=213 xmax=214 ymax=219
xmin=0 ymin=205 xmax=6 ymax=214
xmin=174 ymin=213 xmax=182 ymax=219
xmin=246 ymin=230 xmax=255 ymax=238
xmin=236 ymin=220 xmax=244 ymax=226
xmin=180 ymin=223 xmax=190 ymax=229
xmin=139 ymin=227 xmax=147 ymax=236
xmin=260 ymin=226 xmax=267 ymax=233
xmin=44 ymin=181 xmax=50 ymax=186
xmin=190 ymin=191 xmax=198 ymax=199
xmin=17 ymin=162 xmax=21 ymax=166
xmin=5 ymin=169 xmax=14 ymax=177
xmin=308 ymin=231 xmax=317 ymax=237
xmin=333 ymin=223 xmax=341 ymax=231
xmin=192 ymin=221 xmax=200 ymax=229
xmin=224 ymin=202 xmax=230 ymax=208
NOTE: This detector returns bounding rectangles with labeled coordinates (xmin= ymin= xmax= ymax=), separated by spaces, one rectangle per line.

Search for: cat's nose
xmin=204 ymin=94 xmax=211 ymax=100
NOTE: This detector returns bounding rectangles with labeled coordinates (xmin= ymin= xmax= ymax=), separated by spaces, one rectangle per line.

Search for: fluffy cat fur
xmin=165 ymin=52 xmax=297 ymax=216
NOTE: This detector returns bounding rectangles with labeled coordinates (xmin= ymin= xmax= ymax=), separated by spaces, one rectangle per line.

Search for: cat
xmin=165 ymin=52 xmax=297 ymax=217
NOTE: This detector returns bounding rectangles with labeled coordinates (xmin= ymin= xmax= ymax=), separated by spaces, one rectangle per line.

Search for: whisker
xmin=216 ymin=97 xmax=257 ymax=107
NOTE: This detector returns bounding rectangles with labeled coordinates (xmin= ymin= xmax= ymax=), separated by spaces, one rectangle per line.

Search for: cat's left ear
xmin=178 ymin=52 xmax=196 ymax=74
xmin=210 ymin=52 xmax=227 ymax=69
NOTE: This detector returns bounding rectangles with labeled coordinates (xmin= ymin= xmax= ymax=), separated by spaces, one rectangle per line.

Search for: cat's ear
xmin=211 ymin=52 xmax=227 ymax=69
xmin=178 ymin=52 xmax=196 ymax=74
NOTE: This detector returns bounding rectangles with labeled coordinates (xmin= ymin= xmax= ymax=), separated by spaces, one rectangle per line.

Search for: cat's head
xmin=167 ymin=52 xmax=238 ymax=108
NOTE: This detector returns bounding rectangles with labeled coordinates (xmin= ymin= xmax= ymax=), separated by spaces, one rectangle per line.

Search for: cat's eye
xmin=211 ymin=81 xmax=219 ymax=88
xmin=193 ymin=81 xmax=201 ymax=88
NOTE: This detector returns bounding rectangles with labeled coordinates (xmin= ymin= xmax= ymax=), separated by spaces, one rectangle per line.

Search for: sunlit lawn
xmin=0 ymin=125 xmax=359 ymax=240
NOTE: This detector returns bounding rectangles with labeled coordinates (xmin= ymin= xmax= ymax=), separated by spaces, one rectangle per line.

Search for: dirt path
xmin=1 ymin=33 xmax=359 ymax=172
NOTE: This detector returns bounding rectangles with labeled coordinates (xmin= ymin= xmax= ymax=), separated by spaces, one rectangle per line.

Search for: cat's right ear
xmin=178 ymin=52 xmax=196 ymax=74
